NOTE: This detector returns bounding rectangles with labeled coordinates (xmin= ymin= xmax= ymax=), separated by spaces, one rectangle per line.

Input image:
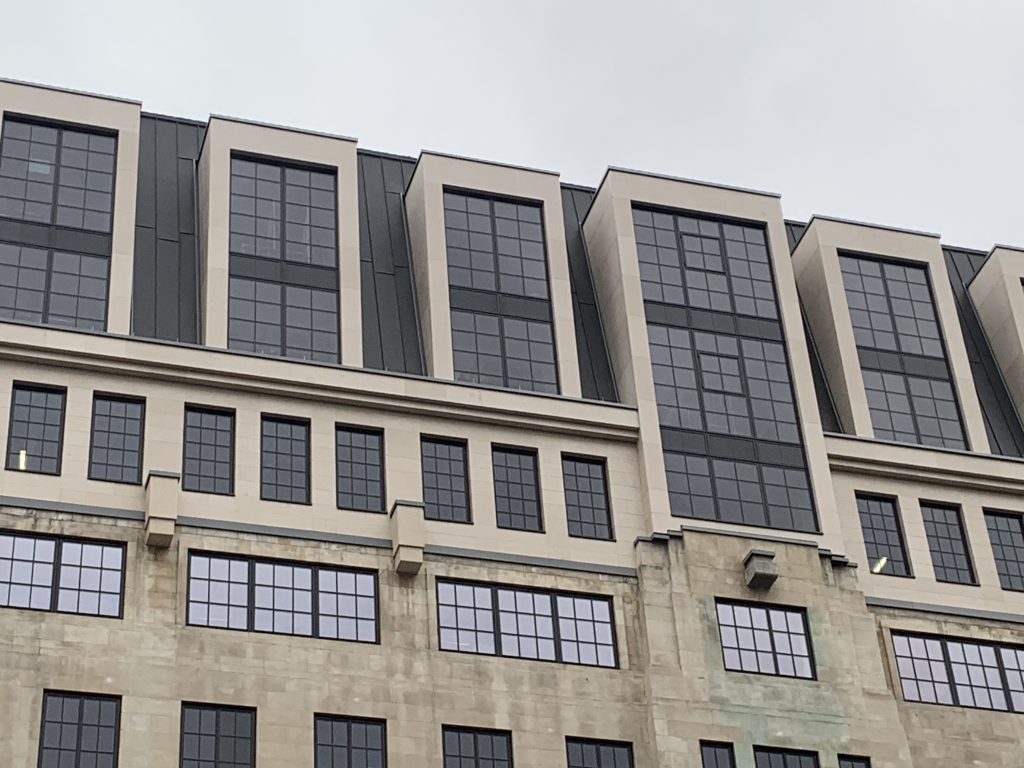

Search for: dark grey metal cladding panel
xmin=561 ymin=185 xmax=617 ymax=402
xmin=357 ymin=150 xmax=424 ymax=375
xmin=944 ymin=247 xmax=1024 ymax=456
xmin=785 ymin=220 xmax=808 ymax=252
xmin=133 ymin=114 xmax=204 ymax=343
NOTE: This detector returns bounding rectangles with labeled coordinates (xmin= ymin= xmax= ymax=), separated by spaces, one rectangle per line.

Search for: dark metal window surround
xmin=0 ymin=530 xmax=124 ymax=617
xmin=892 ymin=631 xmax=1024 ymax=713
xmin=492 ymin=446 xmax=542 ymax=532
xmin=920 ymin=503 xmax=976 ymax=585
xmin=227 ymin=155 xmax=340 ymax=363
xmin=314 ymin=715 xmax=386 ymax=768
xmin=753 ymin=747 xmax=820 ymax=768
xmin=715 ymin=600 xmax=815 ymax=679
xmin=444 ymin=190 xmax=559 ymax=394
xmin=437 ymin=579 xmax=617 ymax=668
xmin=839 ymin=254 xmax=967 ymax=450
xmin=985 ymin=510 xmax=1024 ymax=592
xmin=88 ymin=394 xmax=145 ymax=485
xmin=838 ymin=758 xmax=872 ymax=768
xmin=633 ymin=206 xmax=817 ymax=535
xmin=260 ymin=415 xmax=310 ymax=504
xmin=442 ymin=726 xmax=512 ymax=768
xmin=562 ymin=455 xmax=613 ymax=541
xmin=336 ymin=426 xmax=384 ymax=513
xmin=566 ymin=738 xmax=633 ymax=768
xmin=182 ymin=406 xmax=235 ymax=496
xmin=421 ymin=437 xmax=470 ymax=523
xmin=5 ymin=383 xmax=65 ymax=475
xmin=855 ymin=494 xmax=912 ymax=577
xmin=180 ymin=703 xmax=255 ymax=768
xmin=700 ymin=742 xmax=737 ymax=768
xmin=39 ymin=691 xmax=120 ymax=768
xmin=186 ymin=552 xmax=377 ymax=643
xmin=0 ymin=118 xmax=115 ymax=331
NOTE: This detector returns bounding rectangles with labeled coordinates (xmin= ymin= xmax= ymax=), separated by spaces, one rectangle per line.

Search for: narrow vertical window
xmin=336 ymin=426 xmax=384 ymax=513
xmin=180 ymin=703 xmax=255 ymax=768
xmin=182 ymin=406 xmax=235 ymax=495
xmin=855 ymin=494 xmax=911 ymax=576
xmin=314 ymin=715 xmax=387 ymax=768
xmin=39 ymin=692 xmax=120 ymax=768
xmin=442 ymin=727 xmax=512 ymax=768
xmin=260 ymin=415 xmax=310 ymax=504
xmin=492 ymin=446 xmax=542 ymax=532
xmin=920 ymin=503 xmax=975 ymax=585
xmin=421 ymin=437 xmax=470 ymax=523
xmin=985 ymin=511 xmax=1024 ymax=592
xmin=562 ymin=455 xmax=613 ymax=540
xmin=88 ymin=394 xmax=145 ymax=484
xmin=6 ymin=383 xmax=65 ymax=475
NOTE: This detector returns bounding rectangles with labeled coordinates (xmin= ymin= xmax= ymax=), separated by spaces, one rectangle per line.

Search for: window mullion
xmin=992 ymin=640 xmax=1016 ymax=712
xmin=490 ymin=585 xmax=502 ymax=657
xmin=939 ymin=637 xmax=961 ymax=707
xmin=247 ymin=559 xmax=256 ymax=632
xmin=311 ymin=565 xmax=321 ymax=639
xmin=550 ymin=589 xmax=564 ymax=663
xmin=50 ymin=538 xmax=62 ymax=612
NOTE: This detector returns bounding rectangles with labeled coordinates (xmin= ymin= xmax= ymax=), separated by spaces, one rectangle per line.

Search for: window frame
xmin=838 ymin=756 xmax=872 ymax=768
xmin=178 ymin=702 xmax=257 ymax=768
xmin=440 ymin=724 xmax=514 ymax=768
xmin=714 ymin=597 xmax=817 ymax=681
xmin=335 ymin=422 xmax=386 ymax=514
xmin=5 ymin=380 xmax=67 ymax=476
xmin=984 ymin=508 xmax=1024 ymax=592
xmin=87 ymin=391 xmax=146 ymax=486
xmin=185 ymin=549 xmax=380 ymax=645
xmin=0 ymin=528 xmax=127 ymax=619
xmin=752 ymin=746 xmax=821 ymax=768
xmin=313 ymin=713 xmax=388 ymax=768
xmin=491 ymin=443 xmax=544 ymax=533
xmin=420 ymin=434 xmax=473 ymax=525
xmin=38 ymin=689 xmax=122 ymax=768
xmin=259 ymin=412 xmax=312 ymax=505
xmin=181 ymin=403 xmax=237 ymax=497
xmin=564 ymin=736 xmax=634 ymax=768
xmin=919 ymin=500 xmax=977 ymax=586
xmin=854 ymin=492 xmax=914 ymax=578
xmin=699 ymin=741 xmax=737 ymax=768
xmin=561 ymin=452 xmax=615 ymax=542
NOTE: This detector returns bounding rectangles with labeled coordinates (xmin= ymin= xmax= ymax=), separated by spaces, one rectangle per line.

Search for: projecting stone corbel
xmin=389 ymin=499 xmax=426 ymax=575
xmin=744 ymin=548 xmax=778 ymax=591
xmin=144 ymin=471 xmax=181 ymax=548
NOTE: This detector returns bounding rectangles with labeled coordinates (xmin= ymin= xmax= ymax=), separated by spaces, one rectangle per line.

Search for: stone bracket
xmin=744 ymin=548 xmax=778 ymax=591
xmin=144 ymin=471 xmax=181 ymax=548
xmin=390 ymin=499 xmax=426 ymax=575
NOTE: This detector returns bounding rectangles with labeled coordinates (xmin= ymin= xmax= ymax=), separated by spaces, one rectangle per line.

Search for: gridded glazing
xmin=556 ymin=593 xmax=616 ymax=667
xmin=892 ymin=633 xmax=954 ymax=705
xmin=497 ymin=587 xmax=556 ymax=661
xmin=700 ymin=743 xmax=737 ymax=768
xmin=442 ymin=727 xmax=512 ymax=768
xmin=862 ymin=370 xmax=966 ymax=449
xmin=562 ymin=456 xmax=612 ymax=540
xmin=182 ymin=407 xmax=234 ymax=495
xmin=444 ymin=191 xmax=548 ymax=299
xmin=180 ymin=704 xmax=255 ymax=768
xmin=39 ymin=692 xmax=120 ymax=768
xmin=0 ymin=120 xmax=58 ymax=223
xmin=855 ymin=495 xmax=911 ymax=577
xmin=492 ymin=447 xmax=542 ymax=532
xmin=229 ymin=157 xmax=336 ymax=266
xmin=55 ymin=129 xmax=117 ymax=232
xmin=921 ymin=504 xmax=975 ymax=585
xmin=336 ymin=427 xmax=384 ymax=512
xmin=648 ymin=323 xmax=702 ymax=429
xmin=0 ymin=242 xmax=47 ymax=322
xmin=566 ymin=739 xmax=633 ymax=768
xmin=6 ymin=384 xmax=65 ymax=474
xmin=437 ymin=581 xmax=496 ymax=655
xmin=421 ymin=437 xmax=470 ymax=523
xmin=946 ymin=639 xmax=1009 ymax=710
xmin=0 ymin=244 xmax=108 ymax=330
xmin=260 ymin=416 xmax=310 ymax=504
xmin=716 ymin=601 xmax=814 ymax=679
xmin=838 ymin=758 xmax=871 ymax=768
xmin=985 ymin=511 xmax=1024 ymax=591
xmin=0 ymin=532 xmax=55 ymax=610
xmin=314 ymin=715 xmax=386 ymax=768
xmin=753 ymin=748 xmax=820 ymax=768
xmin=452 ymin=310 xmax=557 ymax=393
xmin=56 ymin=540 xmax=123 ymax=617
xmin=451 ymin=310 xmax=503 ymax=387
xmin=317 ymin=568 xmax=378 ymax=643
xmin=88 ymin=396 xmax=144 ymax=484
xmin=187 ymin=554 xmax=249 ymax=630
xmin=228 ymin=277 xmax=338 ymax=363
xmin=633 ymin=208 xmax=777 ymax=318
xmin=253 ymin=561 xmax=313 ymax=636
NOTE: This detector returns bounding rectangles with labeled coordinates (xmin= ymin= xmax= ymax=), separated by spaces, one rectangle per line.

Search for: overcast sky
xmin=2 ymin=1 xmax=1021 ymax=248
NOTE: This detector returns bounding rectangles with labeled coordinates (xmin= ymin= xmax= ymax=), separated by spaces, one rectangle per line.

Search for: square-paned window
xmin=442 ymin=726 xmax=512 ymax=768
xmin=422 ymin=437 xmax=470 ymax=523
xmin=39 ymin=691 xmax=120 ymax=768
xmin=228 ymin=277 xmax=338 ymax=363
xmin=838 ymin=758 xmax=871 ymax=768
xmin=492 ymin=446 xmax=542 ymax=532
xmin=182 ymin=406 xmax=234 ymax=495
xmin=437 ymin=580 xmax=496 ymax=655
xmin=451 ymin=310 xmax=558 ymax=394
xmin=261 ymin=416 xmax=310 ymax=504
xmin=314 ymin=715 xmax=386 ymax=768
xmin=562 ymin=455 xmax=613 ymax=541
xmin=566 ymin=738 xmax=633 ymax=768
xmin=336 ymin=426 xmax=384 ymax=513
xmin=497 ymin=587 xmax=556 ymax=661
xmin=716 ymin=600 xmax=814 ymax=679
xmin=253 ymin=560 xmax=313 ymax=636
xmin=187 ymin=554 xmax=250 ymax=630
xmin=556 ymin=593 xmax=617 ymax=667
xmin=700 ymin=742 xmax=736 ymax=768
xmin=88 ymin=395 xmax=144 ymax=485
xmin=180 ymin=703 xmax=255 ymax=768
xmin=0 ymin=244 xmax=109 ymax=330
xmin=855 ymin=494 xmax=911 ymax=577
xmin=6 ymin=383 xmax=65 ymax=474
xmin=985 ymin=511 xmax=1024 ymax=592
xmin=317 ymin=568 xmax=378 ymax=643
xmin=921 ymin=503 xmax=975 ymax=585
xmin=753 ymin=748 xmax=820 ymax=768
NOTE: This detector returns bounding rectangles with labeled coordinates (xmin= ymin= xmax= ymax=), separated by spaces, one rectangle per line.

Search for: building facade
xmin=1 ymin=78 xmax=1023 ymax=767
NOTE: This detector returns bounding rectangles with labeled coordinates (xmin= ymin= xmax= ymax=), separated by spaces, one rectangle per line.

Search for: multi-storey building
xmin=1 ymin=77 xmax=1023 ymax=767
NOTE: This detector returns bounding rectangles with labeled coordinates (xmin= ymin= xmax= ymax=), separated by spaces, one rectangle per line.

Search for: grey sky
xmin=2 ymin=1 xmax=1021 ymax=248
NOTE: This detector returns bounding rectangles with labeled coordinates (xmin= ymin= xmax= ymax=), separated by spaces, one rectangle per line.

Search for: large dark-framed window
xmin=838 ymin=757 xmax=871 ymax=768
xmin=182 ymin=405 xmax=235 ymax=496
xmin=260 ymin=414 xmax=311 ymax=504
xmin=88 ymin=393 xmax=145 ymax=485
xmin=436 ymin=578 xmax=617 ymax=668
xmin=839 ymin=252 xmax=967 ymax=450
xmin=180 ymin=703 xmax=255 ymax=768
xmin=186 ymin=551 xmax=378 ymax=643
xmin=565 ymin=737 xmax=633 ymax=768
xmin=715 ymin=599 xmax=815 ymax=679
xmin=892 ymin=630 xmax=1024 ymax=713
xmin=421 ymin=436 xmax=471 ymax=523
xmin=5 ymin=382 xmax=66 ymax=475
xmin=985 ymin=510 xmax=1024 ymax=592
xmin=0 ymin=116 xmax=116 ymax=332
xmin=920 ymin=502 xmax=976 ymax=585
xmin=700 ymin=742 xmax=737 ymax=768
xmin=38 ymin=691 xmax=121 ymax=768
xmin=314 ymin=714 xmax=387 ymax=768
xmin=492 ymin=445 xmax=542 ymax=532
xmin=855 ymin=493 xmax=912 ymax=577
xmin=336 ymin=425 xmax=385 ymax=513
xmin=562 ymin=454 xmax=613 ymax=541
xmin=227 ymin=153 xmax=340 ymax=363
xmin=753 ymin=747 xmax=820 ymax=768
xmin=634 ymin=205 xmax=818 ymax=535
xmin=0 ymin=530 xmax=125 ymax=618
xmin=442 ymin=726 xmax=513 ymax=768
xmin=445 ymin=189 xmax=559 ymax=394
